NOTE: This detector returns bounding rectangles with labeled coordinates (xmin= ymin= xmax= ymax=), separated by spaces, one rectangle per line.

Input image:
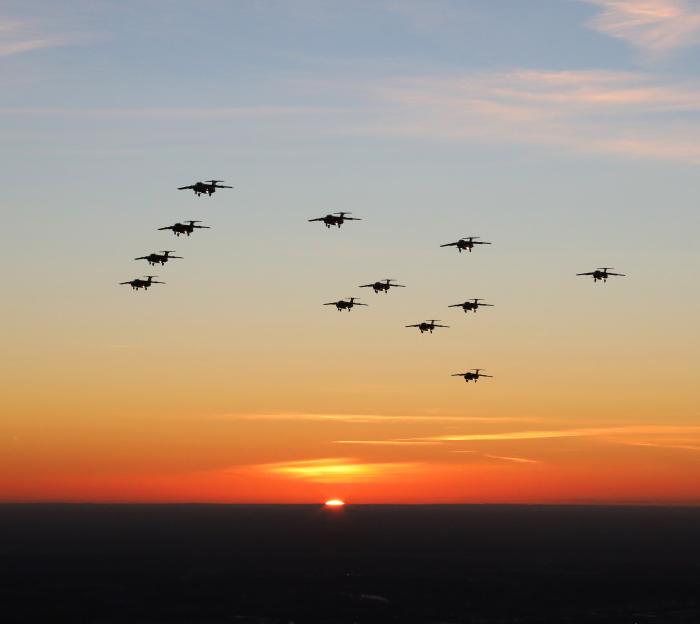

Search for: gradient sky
xmin=1 ymin=0 xmax=699 ymax=504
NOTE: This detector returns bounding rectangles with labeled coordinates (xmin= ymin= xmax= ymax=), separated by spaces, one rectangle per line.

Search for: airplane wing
xmin=447 ymin=304 xmax=463 ymax=307
xmin=308 ymin=218 xmax=325 ymax=222
xmin=134 ymin=256 xmax=148 ymax=260
xmin=119 ymin=282 xmax=132 ymax=285
xmin=434 ymin=324 xmax=450 ymax=328
xmin=405 ymin=324 xmax=419 ymax=327
xmin=576 ymin=272 xmax=594 ymax=276
xmin=391 ymin=284 xmax=406 ymax=287
xmin=344 ymin=217 xmax=361 ymax=221
xmin=194 ymin=225 xmax=211 ymax=228
xmin=354 ymin=302 xmax=368 ymax=306
xmin=359 ymin=284 xmax=373 ymax=288
xmin=474 ymin=241 xmax=491 ymax=244
xmin=324 ymin=302 xmax=337 ymax=305
xmin=480 ymin=374 xmax=494 ymax=377
xmin=451 ymin=373 xmax=466 ymax=377
xmin=440 ymin=242 xmax=457 ymax=247
xmin=480 ymin=303 xmax=494 ymax=306
xmin=177 ymin=186 xmax=194 ymax=190
xmin=608 ymin=272 xmax=625 ymax=276
xmin=157 ymin=226 xmax=173 ymax=230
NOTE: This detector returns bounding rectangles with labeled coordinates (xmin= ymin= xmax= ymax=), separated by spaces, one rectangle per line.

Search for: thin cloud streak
xmin=582 ymin=0 xmax=700 ymax=53
xmin=0 ymin=18 xmax=102 ymax=58
xmin=484 ymin=455 xmax=540 ymax=463
xmin=339 ymin=69 xmax=700 ymax=162
xmin=239 ymin=457 xmax=430 ymax=483
xmin=335 ymin=425 xmax=700 ymax=444
xmin=622 ymin=442 xmax=700 ymax=450
xmin=5 ymin=69 xmax=700 ymax=163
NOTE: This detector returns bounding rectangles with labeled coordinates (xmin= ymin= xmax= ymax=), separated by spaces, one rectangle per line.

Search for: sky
xmin=1 ymin=0 xmax=699 ymax=504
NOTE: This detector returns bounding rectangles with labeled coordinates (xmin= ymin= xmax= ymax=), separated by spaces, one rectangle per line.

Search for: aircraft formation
xmin=120 ymin=177 xmax=625 ymax=385
xmin=120 ymin=181 xmax=230 ymax=293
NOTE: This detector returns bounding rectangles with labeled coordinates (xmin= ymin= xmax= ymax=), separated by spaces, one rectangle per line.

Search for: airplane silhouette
xmin=406 ymin=320 xmax=449 ymax=334
xmin=324 ymin=297 xmax=368 ymax=311
xmin=452 ymin=369 xmax=493 ymax=382
xmin=440 ymin=237 xmax=491 ymax=253
xmin=135 ymin=251 xmax=182 ymax=266
xmin=576 ymin=268 xmax=625 ymax=282
xmin=158 ymin=221 xmax=210 ymax=236
xmin=120 ymin=276 xmax=164 ymax=291
xmin=309 ymin=212 xmax=361 ymax=228
xmin=178 ymin=180 xmax=233 ymax=196
xmin=448 ymin=298 xmax=493 ymax=313
xmin=359 ymin=279 xmax=406 ymax=294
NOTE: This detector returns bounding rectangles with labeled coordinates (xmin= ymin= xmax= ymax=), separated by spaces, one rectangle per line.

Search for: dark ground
xmin=0 ymin=504 xmax=699 ymax=623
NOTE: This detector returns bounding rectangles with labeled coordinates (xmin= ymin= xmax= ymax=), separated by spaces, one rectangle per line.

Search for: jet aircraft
xmin=359 ymin=279 xmax=406 ymax=294
xmin=159 ymin=221 xmax=210 ymax=237
xmin=448 ymin=298 xmax=493 ymax=313
xmin=178 ymin=180 xmax=233 ymax=196
xmin=576 ymin=268 xmax=625 ymax=282
xmin=452 ymin=369 xmax=493 ymax=383
xmin=406 ymin=320 xmax=449 ymax=334
xmin=135 ymin=251 xmax=182 ymax=266
xmin=324 ymin=297 xmax=367 ymax=311
xmin=308 ymin=212 xmax=361 ymax=228
xmin=120 ymin=276 xmax=164 ymax=291
xmin=440 ymin=237 xmax=491 ymax=253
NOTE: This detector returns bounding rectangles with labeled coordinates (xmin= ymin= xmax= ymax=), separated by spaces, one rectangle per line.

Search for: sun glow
xmin=325 ymin=500 xmax=344 ymax=506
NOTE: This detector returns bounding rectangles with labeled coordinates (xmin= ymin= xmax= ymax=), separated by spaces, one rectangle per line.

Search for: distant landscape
xmin=2 ymin=504 xmax=699 ymax=623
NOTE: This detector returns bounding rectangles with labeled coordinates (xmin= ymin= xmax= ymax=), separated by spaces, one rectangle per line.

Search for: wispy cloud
xmin=5 ymin=68 xmax=700 ymax=164
xmin=0 ymin=18 xmax=99 ymax=58
xmin=622 ymin=442 xmax=700 ymax=450
xmin=241 ymin=457 xmax=429 ymax=483
xmin=335 ymin=68 xmax=700 ymax=162
xmin=335 ymin=425 xmax=700 ymax=444
xmin=484 ymin=455 xmax=540 ymax=463
xmin=582 ymin=0 xmax=700 ymax=53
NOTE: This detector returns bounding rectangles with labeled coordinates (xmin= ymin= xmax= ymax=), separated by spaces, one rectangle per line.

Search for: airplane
xmin=308 ymin=212 xmax=361 ymax=228
xmin=448 ymin=298 xmax=493 ymax=313
xmin=177 ymin=180 xmax=233 ymax=196
xmin=576 ymin=268 xmax=625 ymax=282
xmin=158 ymin=221 xmax=210 ymax=237
xmin=452 ymin=369 xmax=493 ymax=383
xmin=406 ymin=320 xmax=449 ymax=334
xmin=359 ymin=279 xmax=406 ymax=294
xmin=135 ymin=251 xmax=182 ymax=266
xmin=120 ymin=276 xmax=164 ymax=291
xmin=324 ymin=297 xmax=368 ymax=311
xmin=440 ymin=237 xmax=491 ymax=253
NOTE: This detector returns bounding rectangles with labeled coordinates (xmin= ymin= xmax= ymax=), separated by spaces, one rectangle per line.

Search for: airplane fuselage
xmin=191 ymin=183 xmax=215 ymax=196
xmin=323 ymin=215 xmax=344 ymax=228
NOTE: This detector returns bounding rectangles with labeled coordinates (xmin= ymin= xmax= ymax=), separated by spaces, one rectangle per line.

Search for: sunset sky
xmin=1 ymin=0 xmax=699 ymax=504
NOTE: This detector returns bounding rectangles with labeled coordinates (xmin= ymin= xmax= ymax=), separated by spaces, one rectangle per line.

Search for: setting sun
xmin=325 ymin=500 xmax=344 ymax=506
